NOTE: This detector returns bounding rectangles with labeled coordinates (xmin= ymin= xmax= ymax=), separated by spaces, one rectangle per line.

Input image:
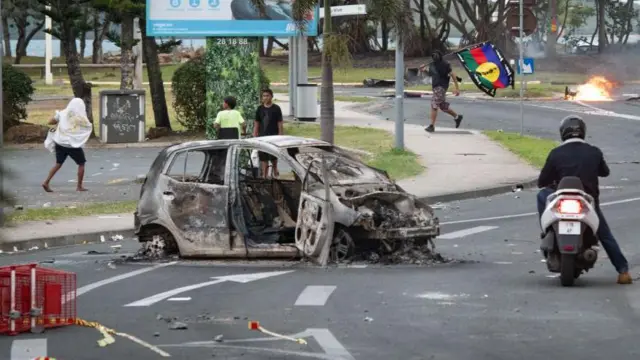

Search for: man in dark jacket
xmin=537 ymin=115 xmax=632 ymax=284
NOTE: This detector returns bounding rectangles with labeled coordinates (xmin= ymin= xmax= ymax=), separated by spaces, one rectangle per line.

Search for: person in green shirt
xmin=214 ymin=96 xmax=246 ymax=139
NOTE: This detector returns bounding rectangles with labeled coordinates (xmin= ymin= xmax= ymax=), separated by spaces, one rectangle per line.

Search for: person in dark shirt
xmin=537 ymin=115 xmax=631 ymax=285
xmin=419 ymin=50 xmax=463 ymax=133
xmin=253 ymin=88 xmax=283 ymax=178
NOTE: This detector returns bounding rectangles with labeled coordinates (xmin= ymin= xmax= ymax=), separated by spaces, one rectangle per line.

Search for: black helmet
xmin=559 ymin=115 xmax=586 ymax=141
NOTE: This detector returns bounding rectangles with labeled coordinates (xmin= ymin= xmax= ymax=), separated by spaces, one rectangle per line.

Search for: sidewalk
xmin=1 ymin=213 xmax=134 ymax=253
xmin=277 ymin=93 xmax=539 ymax=203
xmin=2 ymin=96 xmax=538 ymax=252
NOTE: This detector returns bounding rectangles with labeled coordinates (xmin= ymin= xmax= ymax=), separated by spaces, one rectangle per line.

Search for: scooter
xmin=539 ymin=176 xmax=600 ymax=287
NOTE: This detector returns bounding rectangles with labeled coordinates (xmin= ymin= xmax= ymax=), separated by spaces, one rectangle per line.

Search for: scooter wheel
xmin=560 ymin=254 xmax=576 ymax=287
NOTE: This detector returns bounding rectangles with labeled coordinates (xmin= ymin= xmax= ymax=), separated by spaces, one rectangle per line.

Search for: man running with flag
xmin=419 ymin=50 xmax=464 ymax=133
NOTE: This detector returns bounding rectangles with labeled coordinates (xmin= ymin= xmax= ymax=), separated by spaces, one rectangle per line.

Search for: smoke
xmin=523 ymin=40 xmax=547 ymax=58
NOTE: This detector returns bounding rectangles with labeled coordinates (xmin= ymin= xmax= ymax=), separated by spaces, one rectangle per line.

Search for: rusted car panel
xmin=134 ymin=137 xmax=440 ymax=263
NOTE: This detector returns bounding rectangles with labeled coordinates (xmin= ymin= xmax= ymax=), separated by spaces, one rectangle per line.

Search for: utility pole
xmin=519 ymin=0 xmax=524 ymax=136
xmin=394 ymin=32 xmax=404 ymax=150
xmin=133 ymin=17 xmax=143 ymax=89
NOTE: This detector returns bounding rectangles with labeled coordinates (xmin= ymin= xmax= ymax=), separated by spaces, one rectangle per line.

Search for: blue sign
xmin=146 ymin=0 xmax=319 ymax=37
xmin=517 ymin=58 xmax=535 ymax=75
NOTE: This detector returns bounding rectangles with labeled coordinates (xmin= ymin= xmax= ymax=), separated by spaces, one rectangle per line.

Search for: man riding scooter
xmin=536 ymin=115 xmax=632 ymax=285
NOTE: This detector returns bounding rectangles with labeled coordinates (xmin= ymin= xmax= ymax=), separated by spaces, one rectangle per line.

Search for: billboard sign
xmin=146 ymin=0 xmax=319 ymax=37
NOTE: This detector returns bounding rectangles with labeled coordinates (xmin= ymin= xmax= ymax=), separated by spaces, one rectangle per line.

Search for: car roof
xmin=164 ymin=136 xmax=331 ymax=152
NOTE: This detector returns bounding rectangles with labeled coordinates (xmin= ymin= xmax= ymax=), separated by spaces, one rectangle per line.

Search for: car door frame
xmin=294 ymin=155 xmax=335 ymax=265
xmin=158 ymin=145 xmax=233 ymax=253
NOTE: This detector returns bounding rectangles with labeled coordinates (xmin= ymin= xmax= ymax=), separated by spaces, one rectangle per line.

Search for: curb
xmin=1 ymin=229 xmax=136 ymax=254
xmin=419 ymin=178 xmax=538 ymax=204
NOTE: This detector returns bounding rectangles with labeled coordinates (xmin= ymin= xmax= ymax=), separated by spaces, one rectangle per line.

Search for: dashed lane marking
xmin=294 ymin=286 xmax=337 ymax=306
xmin=438 ymin=226 xmax=499 ymax=239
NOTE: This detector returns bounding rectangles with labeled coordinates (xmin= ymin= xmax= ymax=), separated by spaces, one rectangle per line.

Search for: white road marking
xmin=493 ymin=261 xmax=513 ymax=265
xmin=10 ymin=339 xmax=47 ymax=360
xmin=167 ymin=297 xmax=191 ymax=301
xmin=70 ymin=261 xmax=177 ymax=301
xmin=91 ymin=172 xmax=103 ymax=177
xmin=294 ymin=286 xmax=337 ymax=306
xmin=124 ymin=270 xmax=294 ymax=307
xmin=440 ymin=196 xmax=640 ymax=225
xmin=159 ymin=328 xmax=355 ymax=360
xmin=438 ymin=226 xmax=498 ymax=239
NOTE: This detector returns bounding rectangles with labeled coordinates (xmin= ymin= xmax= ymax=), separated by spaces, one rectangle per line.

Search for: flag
xmin=455 ymin=42 xmax=515 ymax=97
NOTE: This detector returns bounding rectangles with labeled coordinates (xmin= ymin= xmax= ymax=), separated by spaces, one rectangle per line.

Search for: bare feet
xmin=42 ymin=184 xmax=53 ymax=193
xmin=76 ymin=187 xmax=88 ymax=192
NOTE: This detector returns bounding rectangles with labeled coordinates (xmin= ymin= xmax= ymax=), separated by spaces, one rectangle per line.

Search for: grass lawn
xmin=13 ymin=55 xmax=592 ymax=87
xmin=285 ymin=123 xmax=424 ymax=180
xmin=6 ymin=200 xmax=138 ymax=223
xmin=483 ymin=130 xmax=558 ymax=168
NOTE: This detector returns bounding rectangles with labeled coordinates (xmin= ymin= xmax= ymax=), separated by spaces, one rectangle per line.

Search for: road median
xmin=483 ymin=130 xmax=558 ymax=168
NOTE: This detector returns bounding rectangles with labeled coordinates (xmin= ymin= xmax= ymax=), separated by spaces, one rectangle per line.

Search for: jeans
xmin=537 ymin=188 xmax=629 ymax=273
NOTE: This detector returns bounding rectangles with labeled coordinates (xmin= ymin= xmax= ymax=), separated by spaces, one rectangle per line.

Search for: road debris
xmin=214 ymin=334 xmax=224 ymax=342
xmin=169 ymin=321 xmax=188 ymax=330
xmin=75 ymin=318 xmax=170 ymax=356
xmin=107 ymin=262 xmax=117 ymax=270
xmin=364 ymin=316 xmax=374 ymax=322
xmin=248 ymin=321 xmax=307 ymax=345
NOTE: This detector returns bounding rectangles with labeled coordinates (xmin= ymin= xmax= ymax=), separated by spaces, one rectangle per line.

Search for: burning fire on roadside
xmin=564 ymin=76 xmax=616 ymax=101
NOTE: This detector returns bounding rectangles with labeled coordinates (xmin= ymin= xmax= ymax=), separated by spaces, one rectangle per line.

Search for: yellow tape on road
xmin=75 ymin=318 xmax=170 ymax=357
xmin=248 ymin=321 xmax=307 ymax=345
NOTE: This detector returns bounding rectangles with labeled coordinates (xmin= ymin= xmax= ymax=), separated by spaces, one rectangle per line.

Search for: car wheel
xmin=330 ymin=228 xmax=355 ymax=263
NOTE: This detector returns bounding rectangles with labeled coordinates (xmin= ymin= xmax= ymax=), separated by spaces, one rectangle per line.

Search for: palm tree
xmin=249 ymin=0 xmax=413 ymax=144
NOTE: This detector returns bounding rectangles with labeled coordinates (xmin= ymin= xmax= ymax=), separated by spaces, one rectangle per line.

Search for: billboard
xmin=146 ymin=0 xmax=319 ymax=37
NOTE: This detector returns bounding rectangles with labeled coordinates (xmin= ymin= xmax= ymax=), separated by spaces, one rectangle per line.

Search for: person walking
xmin=419 ymin=50 xmax=464 ymax=133
xmin=253 ymin=88 xmax=283 ymax=178
xmin=42 ymin=98 xmax=93 ymax=192
xmin=214 ymin=96 xmax=246 ymax=139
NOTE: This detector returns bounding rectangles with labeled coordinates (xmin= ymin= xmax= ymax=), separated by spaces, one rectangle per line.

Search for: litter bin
xmin=295 ymin=84 xmax=318 ymax=122
xmin=99 ymin=89 xmax=146 ymax=144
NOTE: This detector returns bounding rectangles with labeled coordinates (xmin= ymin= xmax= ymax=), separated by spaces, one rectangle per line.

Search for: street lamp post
xmin=45 ymin=6 xmax=53 ymax=85
xmin=394 ymin=33 xmax=404 ymax=150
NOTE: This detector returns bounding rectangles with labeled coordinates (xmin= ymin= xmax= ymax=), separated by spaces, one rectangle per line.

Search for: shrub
xmin=171 ymin=57 xmax=207 ymax=131
xmin=2 ymin=63 xmax=35 ymax=131
xmin=205 ymin=37 xmax=270 ymax=139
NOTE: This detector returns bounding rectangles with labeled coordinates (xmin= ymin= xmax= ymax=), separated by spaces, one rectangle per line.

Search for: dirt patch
xmin=5 ymin=123 xmax=50 ymax=144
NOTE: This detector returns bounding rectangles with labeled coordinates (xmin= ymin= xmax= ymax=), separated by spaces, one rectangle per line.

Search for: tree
xmin=38 ymin=0 xmax=96 ymax=137
xmin=139 ymin=17 xmax=172 ymax=129
xmin=6 ymin=0 xmax=45 ymax=64
xmin=76 ymin=4 xmax=94 ymax=58
xmin=1 ymin=5 xmax=12 ymax=57
xmin=431 ymin=0 xmax=508 ymax=46
xmin=605 ymin=0 xmax=638 ymax=45
xmin=93 ymin=0 xmax=144 ymax=90
xmin=92 ymin=9 xmax=111 ymax=63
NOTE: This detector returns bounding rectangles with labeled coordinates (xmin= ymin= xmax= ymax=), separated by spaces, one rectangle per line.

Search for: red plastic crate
xmin=0 ymin=263 xmax=76 ymax=335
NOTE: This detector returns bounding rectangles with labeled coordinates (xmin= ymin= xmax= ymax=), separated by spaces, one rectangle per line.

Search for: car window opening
xmin=236 ymin=148 xmax=302 ymax=245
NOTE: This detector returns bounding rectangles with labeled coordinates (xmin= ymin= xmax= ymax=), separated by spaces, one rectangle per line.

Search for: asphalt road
xmin=2 ymin=185 xmax=640 ymax=359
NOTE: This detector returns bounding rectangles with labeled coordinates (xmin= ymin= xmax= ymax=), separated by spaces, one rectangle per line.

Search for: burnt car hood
xmin=338 ymin=191 xmax=437 ymax=231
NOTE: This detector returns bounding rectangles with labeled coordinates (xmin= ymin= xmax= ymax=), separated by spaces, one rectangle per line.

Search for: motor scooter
xmin=540 ymin=176 xmax=600 ymax=286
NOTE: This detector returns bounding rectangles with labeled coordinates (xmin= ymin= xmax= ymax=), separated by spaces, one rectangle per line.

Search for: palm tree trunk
xmin=120 ymin=14 xmax=135 ymax=90
xmin=320 ymin=3 xmax=335 ymax=144
xmin=140 ymin=20 xmax=172 ymax=130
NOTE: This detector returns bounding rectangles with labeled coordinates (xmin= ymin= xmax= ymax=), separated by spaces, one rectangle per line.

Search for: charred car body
xmin=134 ymin=136 xmax=440 ymax=263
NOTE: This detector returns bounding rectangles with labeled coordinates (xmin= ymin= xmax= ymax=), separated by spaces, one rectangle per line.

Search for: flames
xmin=569 ymin=76 xmax=615 ymax=101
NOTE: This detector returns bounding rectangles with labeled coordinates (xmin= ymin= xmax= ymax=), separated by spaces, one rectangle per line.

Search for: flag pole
xmin=518 ymin=0 xmax=525 ymax=136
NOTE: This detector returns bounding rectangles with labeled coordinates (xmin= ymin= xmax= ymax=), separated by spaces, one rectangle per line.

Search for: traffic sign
xmin=517 ymin=58 xmax=535 ymax=75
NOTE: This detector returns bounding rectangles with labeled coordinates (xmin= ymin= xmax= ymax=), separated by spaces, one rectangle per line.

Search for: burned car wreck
xmin=134 ymin=136 xmax=440 ymax=264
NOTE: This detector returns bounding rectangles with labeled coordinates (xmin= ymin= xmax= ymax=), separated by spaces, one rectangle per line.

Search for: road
xmin=2 ymin=185 xmax=640 ymax=359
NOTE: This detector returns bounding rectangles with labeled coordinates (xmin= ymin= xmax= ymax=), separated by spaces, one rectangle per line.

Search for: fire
xmin=573 ymin=76 xmax=614 ymax=101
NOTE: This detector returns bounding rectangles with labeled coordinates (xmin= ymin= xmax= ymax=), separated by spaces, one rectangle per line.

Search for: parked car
xmin=134 ymin=136 xmax=440 ymax=263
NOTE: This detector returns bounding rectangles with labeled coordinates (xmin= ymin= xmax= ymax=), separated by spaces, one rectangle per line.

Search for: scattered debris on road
xmin=168 ymin=321 xmax=188 ymax=330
